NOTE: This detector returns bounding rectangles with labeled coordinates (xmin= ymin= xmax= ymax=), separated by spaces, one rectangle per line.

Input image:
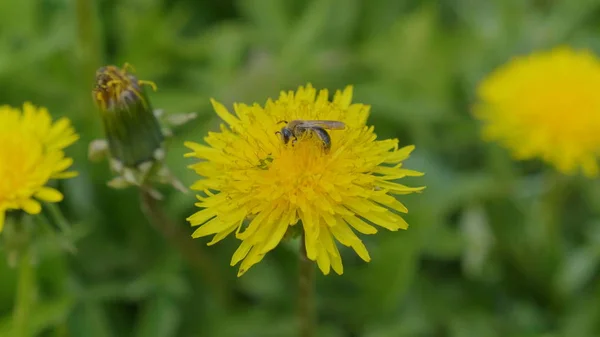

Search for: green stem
xmin=46 ymin=204 xmax=72 ymax=235
xmin=75 ymin=0 xmax=100 ymax=70
xmin=12 ymin=248 xmax=34 ymax=337
xmin=539 ymin=171 xmax=568 ymax=308
xmin=542 ymin=172 xmax=566 ymax=261
xmin=75 ymin=0 xmax=101 ymax=127
xmin=298 ymin=234 xmax=315 ymax=337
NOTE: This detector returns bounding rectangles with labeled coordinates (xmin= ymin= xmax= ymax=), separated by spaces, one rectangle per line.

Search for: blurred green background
xmin=2 ymin=0 xmax=600 ymax=336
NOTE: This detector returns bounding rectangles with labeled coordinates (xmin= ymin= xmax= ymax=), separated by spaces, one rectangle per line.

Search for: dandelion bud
xmin=90 ymin=64 xmax=192 ymax=194
xmin=92 ymin=64 xmax=164 ymax=169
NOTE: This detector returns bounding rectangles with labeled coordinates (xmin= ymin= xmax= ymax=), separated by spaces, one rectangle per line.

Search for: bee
xmin=276 ymin=120 xmax=346 ymax=151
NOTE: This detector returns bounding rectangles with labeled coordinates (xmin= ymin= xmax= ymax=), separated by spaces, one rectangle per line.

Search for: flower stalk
xmin=10 ymin=218 xmax=35 ymax=337
xmin=298 ymin=233 xmax=316 ymax=337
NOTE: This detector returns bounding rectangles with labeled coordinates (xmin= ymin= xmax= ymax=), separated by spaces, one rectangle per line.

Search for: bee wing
xmin=295 ymin=120 xmax=346 ymax=130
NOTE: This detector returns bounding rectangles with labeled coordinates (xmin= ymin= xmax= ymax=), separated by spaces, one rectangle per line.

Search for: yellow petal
xmin=21 ymin=199 xmax=41 ymax=214
xmin=333 ymin=85 xmax=353 ymax=109
xmin=52 ymin=171 xmax=78 ymax=179
xmin=237 ymin=246 xmax=266 ymax=277
xmin=231 ymin=240 xmax=253 ymax=266
xmin=49 ymin=133 xmax=79 ymax=150
xmin=356 ymin=211 xmax=403 ymax=231
xmin=34 ymin=187 xmax=64 ymax=202
xmin=329 ymin=247 xmax=343 ymax=275
xmin=369 ymin=193 xmax=408 ymax=214
xmin=342 ymin=214 xmax=377 ymax=234
xmin=53 ymin=158 xmax=74 ymax=172
xmin=320 ymin=229 xmax=343 ymax=275
xmin=191 ymin=217 xmax=226 ymax=238
xmin=315 ymin=243 xmax=331 ymax=275
xmin=261 ymin=219 xmax=289 ymax=253
xmin=237 ymin=208 xmax=270 ymax=240
xmin=351 ymin=240 xmax=371 ymax=262
xmin=300 ymin=209 xmax=319 ymax=260
xmin=375 ymin=180 xmax=426 ymax=194
xmin=384 ymin=145 xmax=415 ymax=163
xmin=186 ymin=208 xmax=217 ymax=226
xmin=184 ymin=142 xmax=221 ymax=159
xmin=330 ymin=219 xmax=361 ymax=246
xmin=207 ymin=222 xmax=240 ymax=246
xmin=210 ymin=99 xmax=240 ymax=128
xmin=321 ymin=212 xmax=337 ymax=227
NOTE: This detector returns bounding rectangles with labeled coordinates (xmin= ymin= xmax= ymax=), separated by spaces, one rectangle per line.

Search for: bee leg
xmin=312 ymin=127 xmax=331 ymax=152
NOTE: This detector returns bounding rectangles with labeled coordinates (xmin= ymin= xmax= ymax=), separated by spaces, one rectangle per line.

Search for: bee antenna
xmin=276 ymin=120 xmax=288 ymax=125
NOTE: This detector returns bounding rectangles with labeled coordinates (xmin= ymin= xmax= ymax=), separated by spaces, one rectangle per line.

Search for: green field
xmin=1 ymin=1 xmax=600 ymax=336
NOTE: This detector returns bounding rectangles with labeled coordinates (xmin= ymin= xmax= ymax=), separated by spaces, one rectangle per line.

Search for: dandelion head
xmin=185 ymin=84 xmax=425 ymax=276
xmin=0 ymin=102 xmax=79 ymax=232
xmin=474 ymin=46 xmax=600 ymax=177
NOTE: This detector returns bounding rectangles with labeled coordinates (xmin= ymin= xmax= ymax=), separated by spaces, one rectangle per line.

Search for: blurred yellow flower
xmin=185 ymin=84 xmax=424 ymax=276
xmin=475 ymin=46 xmax=600 ymax=177
xmin=0 ymin=103 xmax=79 ymax=232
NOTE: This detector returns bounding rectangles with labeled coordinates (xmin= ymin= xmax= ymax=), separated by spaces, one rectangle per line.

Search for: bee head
xmin=276 ymin=127 xmax=294 ymax=144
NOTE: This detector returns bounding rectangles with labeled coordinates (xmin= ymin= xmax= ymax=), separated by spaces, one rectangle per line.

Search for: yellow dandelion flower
xmin=474 ymin=46 xmax=600 ymax=177
xmin=0 ymin=102 xmax=79 ymax=232
xmin=185 ymin=84 xmax=425 ymax=276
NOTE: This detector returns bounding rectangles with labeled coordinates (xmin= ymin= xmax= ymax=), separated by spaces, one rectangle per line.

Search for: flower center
xmin=266 ymin=136 xmax=334 ymax=202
